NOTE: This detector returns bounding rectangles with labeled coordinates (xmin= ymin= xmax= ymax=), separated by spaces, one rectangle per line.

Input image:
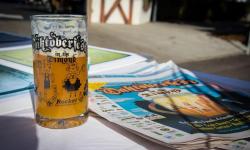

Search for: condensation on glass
xmin=31 ymin=15 xmax=88 ymax=129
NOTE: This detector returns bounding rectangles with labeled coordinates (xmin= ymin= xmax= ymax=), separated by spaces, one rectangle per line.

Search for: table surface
xmin=0 ymin=70 xmax=249 ymax=150
xmin=0 ymin=32 xmax=250 ymax=150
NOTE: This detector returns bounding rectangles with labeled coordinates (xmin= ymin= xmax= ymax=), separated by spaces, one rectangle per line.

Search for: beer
xmin=31 ymin=15 xmax=88 ymax=129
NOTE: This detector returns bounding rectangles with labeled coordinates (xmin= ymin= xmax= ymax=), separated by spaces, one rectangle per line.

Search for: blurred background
xmin=0 ymin=0 xmax=249 ymax=81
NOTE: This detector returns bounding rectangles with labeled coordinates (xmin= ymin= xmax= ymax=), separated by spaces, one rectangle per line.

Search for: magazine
xmin=89 ymin=61 xmax=250 ymax=149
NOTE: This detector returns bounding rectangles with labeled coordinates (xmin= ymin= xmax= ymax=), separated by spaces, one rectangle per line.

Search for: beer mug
xmin=31 ymin=15 xmax=88 ymax=128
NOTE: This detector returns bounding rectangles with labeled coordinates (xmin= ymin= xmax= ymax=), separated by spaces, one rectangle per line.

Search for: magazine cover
xmin=89 ymin=61 xmax=250 ymax=149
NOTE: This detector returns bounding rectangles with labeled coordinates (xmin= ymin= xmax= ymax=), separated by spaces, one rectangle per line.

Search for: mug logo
xmin=32 ymin=32 xmax=87 ymax=54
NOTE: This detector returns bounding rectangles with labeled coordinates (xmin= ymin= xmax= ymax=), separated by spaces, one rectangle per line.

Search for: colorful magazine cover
xmin=89 ymin=61 xmax=250 ymax=149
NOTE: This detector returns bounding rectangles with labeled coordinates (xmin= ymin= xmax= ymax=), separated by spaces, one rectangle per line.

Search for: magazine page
xmin=135 ymin=62 xmax=171 ymax=75
xmin=0 ymin=45 xmax=147 ymax=75
xmin=89 ymin=46 xmax=147 ymax=75
xmin=91 ymin=60 xmax=158 ymax=75
xmin=89 ymin=61 xmax=250 ymax=149
xmin=217 ymin=137 xmax=250 ymax=150
xmin=192 ymin=70 xmax=250 ymax=97
xmin=0 ymin=32 xmax=31 ymax=48
xmin=0 ymin=64 xmax=33 ymax=95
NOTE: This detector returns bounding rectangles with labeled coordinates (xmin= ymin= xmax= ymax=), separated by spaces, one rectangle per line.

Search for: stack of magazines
xmin=1 ymin=42 xmax=250 ymax=149
xmin=89 ymin=60 xmax=250 ymax=150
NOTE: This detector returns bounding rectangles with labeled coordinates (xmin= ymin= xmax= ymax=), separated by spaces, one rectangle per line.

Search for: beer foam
xmin=32 ymin=19 xmax=87 ymax=58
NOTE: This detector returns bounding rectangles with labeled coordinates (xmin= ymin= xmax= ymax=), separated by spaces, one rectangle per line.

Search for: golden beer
xmin=31 ymin=15 xmax=88 ymax=128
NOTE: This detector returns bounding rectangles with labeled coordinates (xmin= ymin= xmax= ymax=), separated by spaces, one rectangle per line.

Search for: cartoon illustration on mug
xmin=46 ymin=85 xmax=58 ymax=106
xmin=63 ymin=62 xmax=81 ymax=97
xmin=43 ymin=60 xmax=55 ymax=99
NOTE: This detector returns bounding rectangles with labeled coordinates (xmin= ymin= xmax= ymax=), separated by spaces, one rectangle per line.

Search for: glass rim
xmin=31 ymin=14 xmax=86 ymax=20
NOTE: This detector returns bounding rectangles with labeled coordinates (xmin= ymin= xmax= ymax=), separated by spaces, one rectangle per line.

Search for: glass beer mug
xmin=31 ymin=15 xmax=88 ymax=128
